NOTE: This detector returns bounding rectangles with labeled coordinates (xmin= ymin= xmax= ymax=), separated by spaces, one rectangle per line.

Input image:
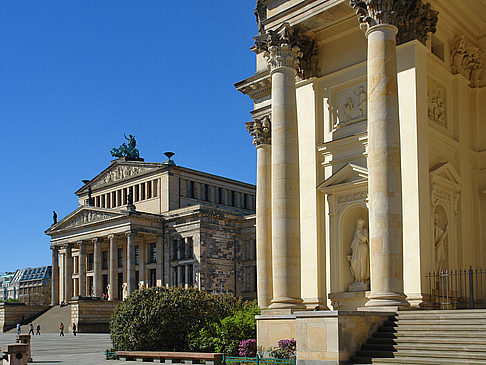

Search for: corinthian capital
xmin=246 ymin=116 xmax=271 ymax=146
xmin=256 ymin=23 xmax=318 ymax=79
xmin=350 ymin=0 xmax=438 ymax=45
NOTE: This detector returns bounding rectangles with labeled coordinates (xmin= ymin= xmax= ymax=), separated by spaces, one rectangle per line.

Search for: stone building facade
xmin=236 ymin=0 xmax=486 ymax=363
xmin=45 ymin=155 xmax=256 ymax=304
xmin=5 ymin=267 xmax=51 ymax=305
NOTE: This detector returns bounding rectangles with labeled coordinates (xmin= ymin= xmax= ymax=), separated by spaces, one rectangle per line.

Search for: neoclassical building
xmin=236 ymin=0 xmax=485 ymax=362
xmin=46 ymin=154 xmax=256 ymax=304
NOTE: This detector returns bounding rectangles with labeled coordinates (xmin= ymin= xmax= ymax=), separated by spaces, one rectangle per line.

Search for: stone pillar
xmin=93 ymin=238 xmax=101 ymax=297
xmin=51 ymin=246 xmax=59 ymax=305
xmin=350 ymin=0 xmax=438 ymax=308
xmin=126 ymin=232 xmax=135 ymax=296
xmin=64 ymin=244 xmax=72 ymax=302
xmin=156 ymin=236 xmax=163 ymax=286
xmin=184 ymin=265 xmax=190 ymax=288
xmin=78 ymin=241 xmax=86 ymax=297
xmin=139 ymin=240 xmax=145 ymax=286
xmin=108 ymin=234 xmax=117 ymax=300
xmin=264 ymin=24 xmax=306 ymax=309
xmin=246 ymin=115 xmax=273 ymax=308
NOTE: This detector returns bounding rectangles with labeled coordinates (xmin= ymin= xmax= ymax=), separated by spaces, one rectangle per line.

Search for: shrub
xmin=110 ymin=287 xmax=225 ymax=351
xmin=269 ymin=339 xmax=296 ymax=359
xmin=239 ymin=339 xmax=257 ymax=357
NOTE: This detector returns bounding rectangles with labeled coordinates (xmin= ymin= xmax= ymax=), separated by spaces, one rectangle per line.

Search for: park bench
xmin=115 ymin=351 xmax=223 ymax=364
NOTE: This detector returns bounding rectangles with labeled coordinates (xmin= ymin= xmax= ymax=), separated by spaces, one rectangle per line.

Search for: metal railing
xmin=223 ymin=355 xmax=296 ymax=365
xmin=427 ymin=267 xmax=486 ymax=309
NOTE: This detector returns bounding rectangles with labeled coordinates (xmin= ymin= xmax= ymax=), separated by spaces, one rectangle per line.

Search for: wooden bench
xmin=115 ymin=351 xmax=223 ymax=364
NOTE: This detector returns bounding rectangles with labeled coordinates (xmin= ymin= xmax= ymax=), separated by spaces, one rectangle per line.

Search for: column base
xmin=365 ymin=292 xmax=409 ymax=309
xmin=269 ymin=297 xmax=306 ymax=310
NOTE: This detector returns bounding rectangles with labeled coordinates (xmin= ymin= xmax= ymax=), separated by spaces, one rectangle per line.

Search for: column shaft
xmin=139 ymin=241 xmax=145 ymax=287
xmin=109 ymin=235 xmax=117 ymax=300
xmin=365 ymin=24 xmax=407 ymax=307
xmin=51 ymin=247 xmax=59 ymax=305
xmin=156 ymin=236 xmax=163 ymax=286
xmin=93 ymin=239 xmax=101 ymax=297
xmin=78 ymin=242 xmax=86 ymax=297
xmin=126 ymin=232 xmax=135 ymax=296
xmin=270 ymin=65 xmax=303 ymax=309
xmin=256 ymin=144 xmax=273 ymax=308
xmin=64 ymin=245 xmax=72 ymax=302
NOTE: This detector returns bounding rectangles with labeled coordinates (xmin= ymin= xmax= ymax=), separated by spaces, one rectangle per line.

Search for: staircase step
xmin=394 ymin=350 xmax=486 ymax=360
xmin=396 ymin=330 xmax=486 ymax=337
xmin=396 ymin=324 xmax=486 ymax=331
xmin=370 ymin=357 xmax=486 ymax=364
xmin=395 ymin=343 xmax=486 ymax=352
xmin=395 ymin=337 xmax=486 ymax=345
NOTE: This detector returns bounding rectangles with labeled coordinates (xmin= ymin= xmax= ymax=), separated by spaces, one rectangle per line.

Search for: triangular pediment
xmin=430 ymin=162 xmax=462 ymax=188
xmin=317 ymin=163 xmax=368 ymax=191
xmin=76 ymin=160 xmax=164 ymax=194
xmin=46 ymin=206 xmax=126 ymax=234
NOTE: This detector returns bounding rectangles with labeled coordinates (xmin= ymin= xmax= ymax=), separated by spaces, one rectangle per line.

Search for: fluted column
xmin=51 ymin=246 xmax=59 ymax=305
xmin=108 ymin=234 xmax=117 ymax=300
xmin=126 ymin=232 xmax=135 ymax=296
xmin=93 ymin=238 xmax=101 ymax=297
xmin=246 ymin=115 xmax=273 ymax=308
xmin=64 ymin=244 xmax=73 ymax=302
xmin=350 ymin=0 xmax=438 ymax=308
xmin=264 ymin=24 xmax=305 ymax=309
xmin=78 ymin=241 xmax=86 ymax=297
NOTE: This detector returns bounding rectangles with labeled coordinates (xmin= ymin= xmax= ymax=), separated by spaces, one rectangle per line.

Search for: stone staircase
xmin=8 ymin=304 xmax=72 ymax=334
xmin=351 ymin=309 xmax=486 ymax=364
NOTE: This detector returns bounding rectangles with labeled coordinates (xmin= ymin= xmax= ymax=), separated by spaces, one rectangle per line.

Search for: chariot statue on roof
xmin=111 ymin=134 xmax=141 ymax=160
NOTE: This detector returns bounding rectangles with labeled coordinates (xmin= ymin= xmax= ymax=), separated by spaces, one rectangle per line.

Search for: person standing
xmin=59 ymin=322 xmax=64 ymax=336
xmin=28 ymin=323 xmax=34 ymax=335
xmin=72 ymin=323 xmax=77 ymax=336
xmin=16 ymin=323 xmax=21 ymax=335
xmin=35 ymin=324 xmax=41 ymax=335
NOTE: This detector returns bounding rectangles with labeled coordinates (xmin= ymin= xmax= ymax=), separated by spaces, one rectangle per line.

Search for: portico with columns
xmin=237 ymin=0 xmax=485 ymax=363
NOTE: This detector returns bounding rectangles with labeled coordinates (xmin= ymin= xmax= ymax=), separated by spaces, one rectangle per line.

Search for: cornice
xmin=234 ymin=71 xmax=272 ymax=101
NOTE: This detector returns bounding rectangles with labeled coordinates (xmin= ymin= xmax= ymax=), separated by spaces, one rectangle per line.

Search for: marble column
xmin=350 ymin=0 xmax=438 ymax=308
xmin=108 ymin=234 xmax=117 ymax=300
xmin=93 ymin=238 xmax=101 ymax=297
xmin=139 ymin=240 xmax=145 ymax=286
xmin=264 ymin=24 xmax=304 ymax=309
xmin=246 ymin=115 xmax=273 ymax=308
xmin=156 ymin=236 xmax=163 ymax=286
xmin=184 ymin=265 xmax=190 ymax=288
xmin=51 ymin=246 xmax=59 ymax=305
xmin=64 ymin=244 xmax=72 ymax=302
xmin=126 ymin=232 xmax=135 ymax=296
xmin=78 ymin=241 xmax=87 ymax=297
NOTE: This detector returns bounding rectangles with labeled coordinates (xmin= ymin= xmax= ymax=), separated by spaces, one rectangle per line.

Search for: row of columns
xmin=51 ymin=233 xmax=164 ymax=305
xmin=248 ymin=1 xmax=438 ymax=309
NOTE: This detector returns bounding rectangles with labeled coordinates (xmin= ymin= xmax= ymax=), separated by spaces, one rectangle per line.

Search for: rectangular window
xmin=218 ymin=187 xmax=223 ymax=204
xmin=102 ymin=251 xmax=108 ymax=269
xmin=117 ymin=273 xmax=123 ymax=299
xmin=87 ymin=253 xmax=94 ymax=271
xmin=149 ymin=243 xmax=156 ymax=263
xmin=189 ymin=181 xmax=195 ymax=199
xmin=129 ymin=186 xmax=134 ymax=202
xmin=153 ymin=179 xmax=158 ymax=197
xmin=123 ymin=188 xmax=127 ymax=205
xmin=101 ymin=194 xmax=105 ymax=208
xmin=112 ymin=191 xmax=117 ymax=207
xmin=188 ymin=265 xmax=194 ymax=287
xmin=141 ymin=183 xmax=146 ymax=200
xmin=172 ymin=240 xmax=178 ymax=260
xmin=96 ymin=196 xmax=101 ymax=207
xmin=102 ymin=274 xmax=108 ymax=294
xmin=203 ymin=184 xmax=208 ymax=201
xmin=147 ymin=181 xmax=152 ymax=199
xmin=149 ymin=269 xmax=157 ymax=288
xmin=106 ymin=193 xmax=111 ymax=208
xmin=243 ymin=193 xmax=248 ymax=209
xmin=180 ymin=240 xmax=186 ymax=260
xmin=135 ymin=246 xmax=139 ymax=265
xmin=135 ymin=185 xmax=139 ymax=202
xmin=117 ymin=248 xmax=123 ymax=267
xmin=231 ymin=191 xmax=235 ymax=207
xmin=135 ymin=271 xmax=139 ymax=285
xmin=187 ymin=237 xmax=193 ymax=259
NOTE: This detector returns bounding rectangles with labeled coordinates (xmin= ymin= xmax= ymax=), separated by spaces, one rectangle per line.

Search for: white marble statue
xmin=349 ymin=218 xmax=369 ymax=284
xmin=434 ymin=211 xmax=448 ymax=272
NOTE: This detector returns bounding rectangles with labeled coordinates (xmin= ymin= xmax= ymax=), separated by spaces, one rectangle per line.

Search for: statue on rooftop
xmin=53 ymin=211 xmax=57 ymax=225
xmin=111 ymin=134 xmax=141 ymax=160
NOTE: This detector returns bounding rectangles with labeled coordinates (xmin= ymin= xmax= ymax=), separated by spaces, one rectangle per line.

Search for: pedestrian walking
xmin=35 ymin=324 xmax=40 ymax=335
xmin=72 ymin=323 xmax=77 ymax=336
xmin=16 ymin=323 xmax=21 ymax=335
xmin=28 ymin=323 xmax=34 ymax=335
xmin=59 ymin=322 xmax=64 ymax=336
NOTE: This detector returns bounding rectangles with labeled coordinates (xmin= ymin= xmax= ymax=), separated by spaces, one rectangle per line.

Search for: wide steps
xmin=350 ymin=310 xmax=486 ymax=365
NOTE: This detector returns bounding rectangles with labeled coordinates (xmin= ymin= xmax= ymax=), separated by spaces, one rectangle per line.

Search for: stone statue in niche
xmin=347 ymin=218 xmax=369 ymax=291
xmin=434 ymin=210 xmax=448 ymax=272
xmin=122 ymin=283 xmax=128 ymax=300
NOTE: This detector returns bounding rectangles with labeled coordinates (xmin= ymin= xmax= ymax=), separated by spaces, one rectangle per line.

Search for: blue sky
xmin=0 ymin=1 xmax=257 ymax=272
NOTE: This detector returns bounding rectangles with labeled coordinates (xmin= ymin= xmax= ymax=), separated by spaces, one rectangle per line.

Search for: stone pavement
xmin=0 ymin=333 xmax=127 ymax=364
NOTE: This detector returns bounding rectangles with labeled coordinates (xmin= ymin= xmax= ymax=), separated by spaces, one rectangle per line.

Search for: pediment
xmin=317 ymin=163 xmax=368 ymax=192
xmin=46 ymin=207 xmax=125 ymax=234
xmin=76 ymin=161 xmax=163 ymax=194
xmin=430 ymin=162 xmax=462 ymax=189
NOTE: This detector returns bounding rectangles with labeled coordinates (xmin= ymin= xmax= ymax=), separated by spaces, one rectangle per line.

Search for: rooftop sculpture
xmin=111 ymin=134 xmax=141 ymax=160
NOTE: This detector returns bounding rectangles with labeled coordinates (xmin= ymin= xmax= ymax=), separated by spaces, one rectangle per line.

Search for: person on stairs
xmin=59 ymin=322 xmax=64 ymax=336
xmin=28 ymin=323 xmax=34 ymax=335
xmin=35 ymin=324 xmax=40 ymax=335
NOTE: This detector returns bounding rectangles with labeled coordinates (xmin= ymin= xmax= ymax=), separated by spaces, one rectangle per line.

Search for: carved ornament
xmin=450 ymin=37 xmax=483 ymax=88
xmin=91 ymin=165 xmax=152 ymax=189
xmin=337 ymin=192 xmax=368 ymax=204
xmin=63 ymin=210 xmax=117 ymax=230
xmin=246 ymin=115 xmax=271 ymax=146
xmin=427 ymin=86 xmax=446 ymax=127
xmin=349 ymin=0 xmax=438 ymax=45
xmin=256 ymin=23 xmax=318 ymax=79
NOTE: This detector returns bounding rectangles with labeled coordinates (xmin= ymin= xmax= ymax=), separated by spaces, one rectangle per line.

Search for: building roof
xmin=9 ymin=267 xmax=51 ymax=285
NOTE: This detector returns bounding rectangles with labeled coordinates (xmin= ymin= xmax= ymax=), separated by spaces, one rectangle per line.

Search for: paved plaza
xmin=0 ymin=333 xmax=127 ymax=365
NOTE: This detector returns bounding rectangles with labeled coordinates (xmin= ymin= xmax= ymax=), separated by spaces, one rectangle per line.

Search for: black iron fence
xmin=427 ymin=267 xmax=486 ymax=309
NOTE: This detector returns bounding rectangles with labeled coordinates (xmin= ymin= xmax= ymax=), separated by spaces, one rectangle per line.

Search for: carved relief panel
xmin=330 ymin=80 xmax=367 ymax=130
xmin=427 ymin=78 xmax=448 ymax=130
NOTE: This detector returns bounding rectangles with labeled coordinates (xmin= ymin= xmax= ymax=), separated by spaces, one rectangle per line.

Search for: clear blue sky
xmin=0 ymin=1 xmax=257 ymax=272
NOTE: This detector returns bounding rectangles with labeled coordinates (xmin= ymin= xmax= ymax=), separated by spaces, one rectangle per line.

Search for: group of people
xmin=16 ymin=322 xmax=40 ymax=335
xmin=59 ymin=322 xmax=76 ymax=336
